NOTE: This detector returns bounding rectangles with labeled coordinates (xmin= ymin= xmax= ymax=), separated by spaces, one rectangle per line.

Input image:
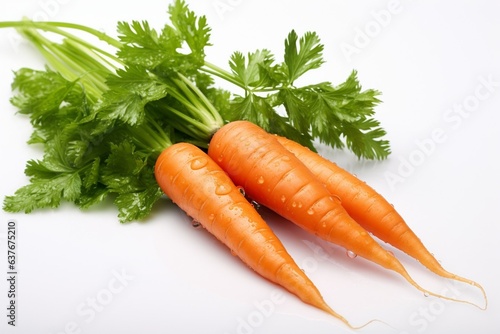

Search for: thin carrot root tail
xmin=403 ymin=270 xmax=487 ymax=310
xmin=353 ymin=319 xmax=396 ymax=331
xmin=322 ymin=305 xmax=387 ymax=330
xmin=446 ymin=273 xmax=488 ymax=310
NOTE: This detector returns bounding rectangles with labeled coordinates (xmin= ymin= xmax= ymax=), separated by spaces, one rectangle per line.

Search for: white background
xmin=1 ymin=0 xmax=499 ymax=333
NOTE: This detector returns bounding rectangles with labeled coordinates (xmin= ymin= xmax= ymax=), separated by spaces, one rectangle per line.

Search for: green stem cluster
xmin=1 ymin=21 xmax=120 ymax=100
xmin=149 ymin=73 xmax=223 ymax=142
xmin=128 ymin=117 xmax=172 ymax=155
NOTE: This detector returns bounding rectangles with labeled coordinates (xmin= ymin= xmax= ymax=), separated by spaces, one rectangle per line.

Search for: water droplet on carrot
xmin=280 ymin=195 xmax=286 ymax=203
xmin=208 ymin=213 xmax=215 ymax=221
xmin=190 ymin=157 xmax=208 ymax=170
xmin=257 ymin=176 xmax=265 ymax=184
xmin=346 ymin=250 xmax=357 ymax=259
xmin=215 ymin=183 xmax=232 ymax=195
xmin=307 ymin=208 xmax=314 ymax=215
xmin=237 ymin=186 xmax=246 ymax=196
xmin=292 ymin=201 xmax=297 ymax=208
xmin=191 ymin=220 xmax=202 ymax=228
xmin=251 ymin=200 xmax=261 ymax=210
xmin=217 ymin=154 xmax=224 ymax=162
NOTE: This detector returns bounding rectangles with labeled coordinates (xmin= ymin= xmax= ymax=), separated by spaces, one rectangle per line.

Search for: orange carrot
xmin=208 ymin=120 xmax=476 ymax=304
xmin=276 ymin=135 xmax=487 ymax=309
xmin=154 ymin=142 xmax=370 ymax=328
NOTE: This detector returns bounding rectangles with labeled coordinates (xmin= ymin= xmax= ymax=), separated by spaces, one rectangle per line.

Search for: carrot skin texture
xmin=276 ymin=136 xmax=430 ymax=258
xmin=208 ymin=121 xmax=411 ymax=278
xmin=154 ymin=142 xmax=348 ymax=321
xmin=276 ymin=135 xmax=487 ymax=308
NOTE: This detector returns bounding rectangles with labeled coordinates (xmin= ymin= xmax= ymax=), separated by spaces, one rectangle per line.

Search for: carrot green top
xmin=0 ymin=0 xmax=389 ymax=222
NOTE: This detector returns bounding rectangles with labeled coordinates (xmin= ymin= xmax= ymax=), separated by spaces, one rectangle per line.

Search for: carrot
xmin=208 ymin=120 xmax=476 ymax=304
xmin=276 ymin=135 xmax=488 ymax=309
xmin=154 ymin=142 xmax=372 ymax=328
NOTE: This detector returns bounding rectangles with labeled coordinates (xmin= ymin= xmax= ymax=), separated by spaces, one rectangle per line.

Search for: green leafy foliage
xmin=10 ymin=68 xmax=90 ymax=133
xmin=168 ymin=0 xmax=211 ymax=67
xmin=114 ymin=0 xmax=223 ymax=141
xmin=96 ymin=66 xmax=169 ymax=126
xmin=101 ymin=141 xmax=163 ymax=222
xmin=220 ymin=31 xmax=389 ymax=159
xmin=3 ymin=67 xmax=166 ymax=222
xmin=2 ymin=0 xmax=390 ymax=223
xmin=284 ymin=30 xmax=324 ymax=84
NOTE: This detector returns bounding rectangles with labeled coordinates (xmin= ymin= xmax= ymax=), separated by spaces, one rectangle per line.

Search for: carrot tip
xmin=349 ymin=319 xmax=392 ymax=331
xmin=321 ymin=304 xmax=390 ymax=330
xmin=405 ymin=271 xmax=488 ymax=310
xmin=451 ymin=276 xmax=488 ymax=310
xmin=430 ymin=269 xmax=488 ymax=310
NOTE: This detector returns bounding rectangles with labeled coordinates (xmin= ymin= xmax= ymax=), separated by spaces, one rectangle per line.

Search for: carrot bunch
xmin=154 ymin=119 xmax=487 ymax=326
xmin=151 ymin=120 xmax=485 ymax=328
xmin=0 ymin=0 xmax=486 ymax=329
xmin=208 ymin=121 xmax=488 ymax=308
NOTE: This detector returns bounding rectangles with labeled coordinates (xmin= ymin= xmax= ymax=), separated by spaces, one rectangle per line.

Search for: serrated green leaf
xmin=227 ymin=93 xmax=274 ymax=130
xmin=106 ymin=66 xmax=168 ymax=97
xmin=229 ymin=49 xmax=275 ymax=88
xmin=82 ymin=158 xmax=101 ymax=189
xmin=168 ymin=0 xmax=211 ymax=66
xmin=115 ymin=186 xmax=163 ymax=223
xmin=10 ymin=68 xmax=87 ymax=128
xmin=101 ymin=142 xmax=145 ymax=193
xmin=284 ymin=30 xmax=324 ymax=84
xmin=77 ymin=186 xmax=109 ymax=209
xmin=98 ymin=93 xmax=146 ymax=125
xmin=297 ymin=71 xmax=388 ymax=159
xmin=279 ymin=88 xmax=309 ymax=134
xmin=3 ymin=172 xmax=81 ymax=213
xmin=117 ymin=20 xmax=180 ymax=68
xmin=96 ymin=66 xmax=169 ymax=126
